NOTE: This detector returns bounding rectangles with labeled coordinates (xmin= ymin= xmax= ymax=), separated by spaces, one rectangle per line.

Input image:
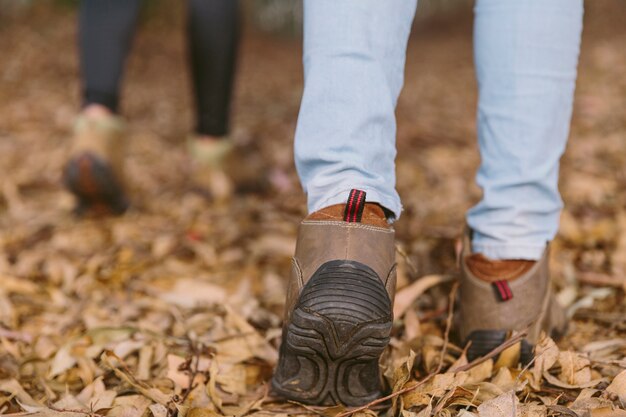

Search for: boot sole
xmin=63 ymin=152 xmax=128 ymax=215
xmin=465 ymin=330 xmax=534 ymax=365
xmin=272 ymin=260 xmax=393 ymax=406
xmin=465 ymin=323 xmax=568 ymax=365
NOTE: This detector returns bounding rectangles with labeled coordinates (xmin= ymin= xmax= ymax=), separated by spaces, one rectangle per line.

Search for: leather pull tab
xmin=343 ymin=189 xmax=366 ymax=223
xmin=492 ymin=280 xmax=513 ymax=302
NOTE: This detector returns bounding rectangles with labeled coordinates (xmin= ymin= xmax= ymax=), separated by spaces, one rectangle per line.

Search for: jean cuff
xmin=470 ymin=242 xmax=546 ymax=261
xmin=307 ymin=187 xmax=402 ymax=222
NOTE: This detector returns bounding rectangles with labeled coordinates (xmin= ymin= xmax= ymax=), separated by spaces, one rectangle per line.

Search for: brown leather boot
xmin=457 ymin=229 xmax=567 ymax=364
xmin=63 ymin=115 xmax=129 ymax=215
xmin=272 ymin=190 xmax=396 ymax=406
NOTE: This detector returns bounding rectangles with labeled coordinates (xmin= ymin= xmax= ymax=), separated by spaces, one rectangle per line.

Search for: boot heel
xmin=272 ymin=260 xmax=392 ymax=406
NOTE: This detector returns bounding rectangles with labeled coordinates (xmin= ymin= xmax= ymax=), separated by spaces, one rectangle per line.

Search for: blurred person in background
xmin=63 ymin=0 xmax=239 ymax=215
xmin=272 ymin=0 xmax=583 ymax=406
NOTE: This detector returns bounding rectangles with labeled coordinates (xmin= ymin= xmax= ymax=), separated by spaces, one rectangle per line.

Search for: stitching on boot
xmin=384 ymin=263 xmax=397 ymax=296
xmin=301 ymin=220 xmax=393 ymax=233
xmin=345 ymin=226 xmax=352 ymax=259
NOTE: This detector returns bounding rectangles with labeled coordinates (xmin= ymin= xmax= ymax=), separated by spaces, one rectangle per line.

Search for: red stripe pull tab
xmin=492 ymin=280 xmax=513 ymax=302
xmin=343 ymin=189 xmax=367 ymax=223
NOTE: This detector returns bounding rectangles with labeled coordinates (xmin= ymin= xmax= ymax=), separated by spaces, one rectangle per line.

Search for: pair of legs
xmin=296 ymin=0 xmax=583 ymax=260
xmin=79 ymin=0 xmax=239 ymax=137
xmin=272 ymin=0 xmax=583 ymax=406
xmin=65 ymin=0 xmax=240 ymax=213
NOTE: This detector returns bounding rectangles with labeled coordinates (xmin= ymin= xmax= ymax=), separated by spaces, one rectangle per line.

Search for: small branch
xmin=434 ymin=282 xmax=458 ymax=375
xmin=451 ymin=327 xmax=529 ymax=373
xmin=179 ymin=340 xmax=204 ymax=404
xmin=577 ymin=271 xmax=625 ymax=288
xmin=515 ymin=353 xmax=537 ymax=384
xmin=335 ymin=377 xmax=433 ymax=417
xmin=46 ymin=404 xmax=106 ymax=417
xmin=0 ymin=327 xmax=33 ymax=343
xmin=395 ymin=245 xmax=418 ymax=275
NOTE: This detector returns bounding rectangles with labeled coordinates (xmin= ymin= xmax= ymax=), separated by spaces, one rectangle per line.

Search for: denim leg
xmin=467 ymin=0 xmax=583 ymax=259
xmin=295 ymin=0 xmax=417 ymax=219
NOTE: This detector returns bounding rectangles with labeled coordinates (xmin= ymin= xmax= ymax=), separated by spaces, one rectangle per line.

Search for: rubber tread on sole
xmin=63 ymin=152 xmax=128 ymax=215
xmin=272 ymin=259 xmax=393 ymax=406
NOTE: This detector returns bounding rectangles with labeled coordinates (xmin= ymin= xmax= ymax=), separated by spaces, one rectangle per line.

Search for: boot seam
xmin=291 ymin=257 xmax=304 ymax=288
xmin=530 ymin=283 xmax=554 ymax=342
xmin=384 ymin=263 xmax=397 ymax=296
xmin=301 ymin=220 xmax=394 ymax=233
xmin=384 ymin=263 xmax=397 ymax=288
xmin=345 ymin=225 xmax=352 ymax=259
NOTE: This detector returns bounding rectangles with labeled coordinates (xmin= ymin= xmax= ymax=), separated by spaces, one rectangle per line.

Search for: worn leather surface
xmin=307 ymin=203 xmax=389 ymax=228
xmin=71 ymin=115 xmax=126 ymax=183
xmin=284 ymin=220 xmax=396 ymax=324
xmin=465 ymin=253 xmax=535 ymax=283
xmin=458 ymin=230 xmax=566 ymax=343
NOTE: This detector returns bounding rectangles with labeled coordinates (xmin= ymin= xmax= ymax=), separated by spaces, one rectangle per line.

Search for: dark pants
xmin=79 ymin=0 xmax=239 ymax=136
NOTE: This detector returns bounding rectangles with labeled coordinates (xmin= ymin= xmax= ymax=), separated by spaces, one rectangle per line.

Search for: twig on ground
xmin=46 ymin=404 xmax=106 ymax=417
xmin=395 ymin=245 xmax=419 ymax=275
xmin=435 ymin=282 xmax=458 ymax=374
xmin=515 ymin=352 xmax=537 ymax=384
xmin=336 ymin=368 xmax=432 ymax=417
xmin=451 ymin=326 xmax=529 ymax=373
xmin=179 ymin=339 xmax=203 ymax=404
xmin=459 ymin=339 xmax=472 ymax=361
xmin=393 ymin=274 xmax=454 ymax=319
xmin=418 ymin=305 xmax=449 ymax=323
xmin=428 ymin=283 xmax=459 ymax=415
xmin=0 ymin=327 xmax=33 ymax=343
xmin=577 ymin=271 xmax=625 ymax=288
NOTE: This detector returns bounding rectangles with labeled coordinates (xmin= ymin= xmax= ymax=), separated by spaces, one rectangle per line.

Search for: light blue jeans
xmin=294 ymin=0 xmax=583 ymax=260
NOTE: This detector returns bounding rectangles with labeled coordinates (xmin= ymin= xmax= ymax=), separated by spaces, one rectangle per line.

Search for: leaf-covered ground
xmin=2 ymin=2 xmax=626 ymax=416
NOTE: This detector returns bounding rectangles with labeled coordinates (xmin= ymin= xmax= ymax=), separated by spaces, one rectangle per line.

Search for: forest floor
xmin=2 ymin=2 xmax=626 ymax=416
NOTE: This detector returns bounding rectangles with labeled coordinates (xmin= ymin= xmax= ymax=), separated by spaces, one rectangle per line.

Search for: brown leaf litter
xmin=3 ymin=2 xmax=626 ymax=416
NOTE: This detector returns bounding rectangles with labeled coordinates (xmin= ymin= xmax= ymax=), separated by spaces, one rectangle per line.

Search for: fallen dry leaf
xmin=477 ymin=391 xmax=517 ymax=417
xmin=532 ymin=336 xmax=559 ymax=386
xmin=558 ymin=351 xmax=592 ymax=386
xmin=2 ymin=3 xmax=626 ymax=417
xmin=393 ymin=274 xmax=453 ymax=318
xmin=606 ymin=369 xmax=626 ymax=404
